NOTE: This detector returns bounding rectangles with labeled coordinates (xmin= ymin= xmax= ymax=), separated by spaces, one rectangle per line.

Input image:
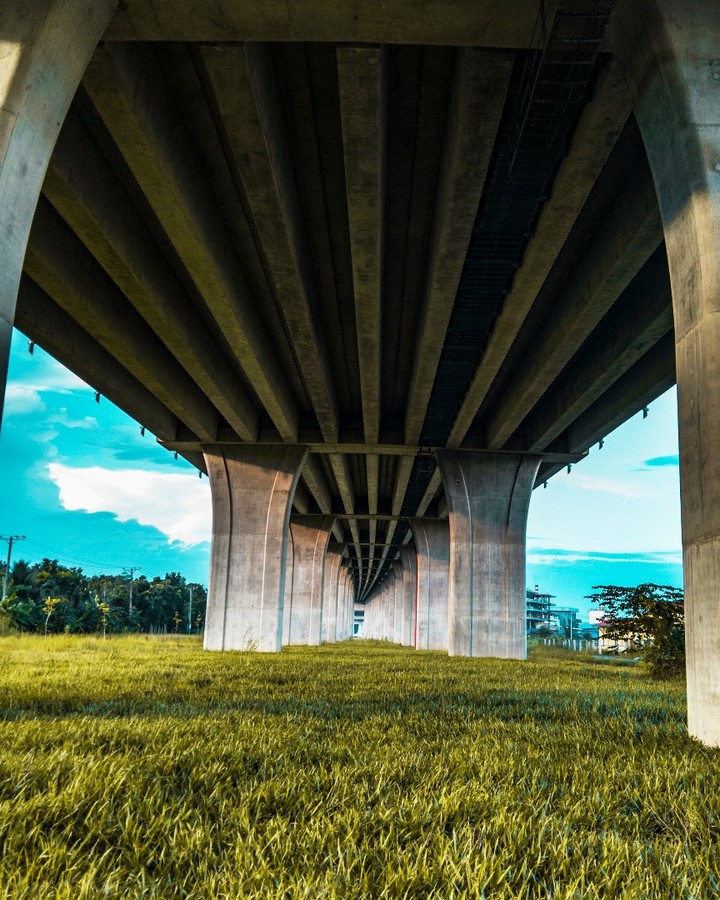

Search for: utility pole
xmin=188 ymin=585 xmax=193 ymax=634
xmin=1 ymin=535 xmax=26 ymax=600
xmin=126 ymin=566 xmax=141 ymax=618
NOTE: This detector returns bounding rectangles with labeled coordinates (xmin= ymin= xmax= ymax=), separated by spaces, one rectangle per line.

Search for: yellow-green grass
xmin=0 ymin=636 xmax=718 ymax=898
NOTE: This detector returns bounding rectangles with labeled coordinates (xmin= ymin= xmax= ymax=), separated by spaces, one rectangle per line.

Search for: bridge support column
xmin=436 ymin=452 xmax=540 ymax=659
xmin=0 ymin=0 xmax=115 ymax=425
xmin=203 ymin=446 xmax=307 ymax=652
xmin=321 ymin=544 xmax=344 ymax=643
xmin=400 ymin=546 xmax=417 ymax=647
xmin=285 ymin=516 xmax=335 ymax=645
xmin=345 ymin=571 xmax=356 ymax=639
xmin=610 ymin=0 xmax=720 ymax=747
xmin=409 ymin=519 xmax=450 ymax=651
xmin=337 ymin=565 xmax=350 ymax=639
xmin=393 ymin=564 xmax=404 ymax=644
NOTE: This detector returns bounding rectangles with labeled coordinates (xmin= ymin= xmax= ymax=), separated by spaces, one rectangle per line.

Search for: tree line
xmin=0 ymin=558 xmax=207 ymax=635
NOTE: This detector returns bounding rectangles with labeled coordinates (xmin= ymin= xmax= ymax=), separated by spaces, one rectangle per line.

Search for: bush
xmin=587 ymin=583 xmax=685 ymax=678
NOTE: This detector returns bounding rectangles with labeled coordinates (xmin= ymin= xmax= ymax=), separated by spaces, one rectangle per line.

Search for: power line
xmin=20 ymin=538 xmax=126 ymax=572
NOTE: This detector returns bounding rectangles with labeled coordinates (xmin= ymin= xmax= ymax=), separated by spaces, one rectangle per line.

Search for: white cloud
xmin=4 ymin=383 xmax=47 ymax=416
xmin=527 ymin=549 xmax=683 ymax=567
xmin=47 ymin=464 xmax=211 ymax=547
xmin=4 ymin=367 xmax=89 ymax=417
xmin=48 ymin=409 xmax=99 ymax=430
xmin=565 ymin=472 xmax=649 ymax=498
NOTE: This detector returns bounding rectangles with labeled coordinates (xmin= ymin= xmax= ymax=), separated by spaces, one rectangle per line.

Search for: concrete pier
xmin=436 ymin=452 xmax=540 ymax=659
xmin=392 ymin=564 xmax=404 ymax=643
xmin=409 ymin=519 xmax=449 ymax=651
xmin=203 ymin=445 xmax=307 ymax=652
xmin=400 ymin=546 xmax=417 ymax=647
xmin=321 ymin=543 xmax=344 ymax=643
xmin=610 ymin=0 xmax=720 ymax=746
xmin=285 ymin=515 xmax=335 ymax=645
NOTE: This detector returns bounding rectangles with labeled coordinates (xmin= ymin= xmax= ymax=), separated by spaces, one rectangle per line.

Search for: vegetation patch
xmin=0 ymin=637 xmax=717 ymax=898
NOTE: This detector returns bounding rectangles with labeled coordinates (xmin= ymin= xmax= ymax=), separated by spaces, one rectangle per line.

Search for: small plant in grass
xmin=41 ymin=596 xmax=64 ymax=636
xmin=588 ymin=583 xmax=685 ymax=678
xmin=94 ymin=595 xmax=111 ymax=638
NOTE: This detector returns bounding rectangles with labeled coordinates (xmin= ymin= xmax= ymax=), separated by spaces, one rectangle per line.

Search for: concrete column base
xmin=409 ymin=519 xmax=449 ymax=651
xmin=393 ymin=564 xmax=404 ymax=643
xmin=203 ymin=445 xmax=307 ymax=652
xmin=436 ymin=452 xmax=540 ymax=659
xmin=321 ymin=544 xmax=344 ymax=643
xmin=285 ymin=515 xmax=335 ymax=645
xmin=400 ymin=546 xmax=417 ymax=647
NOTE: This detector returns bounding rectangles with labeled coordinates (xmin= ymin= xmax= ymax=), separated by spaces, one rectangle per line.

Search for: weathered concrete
xmin=400 ymin=546 xmax=417 ymax=647
xmin=610 ymin=0 xmax=720 ymax=747
xmin=26 ymin=199 xmax=219 ymax=441
xmin=43 ymin=108 xmax=258 ymax=441
xmin=409 ymin=519 xmax=449 ymax=651
xmin=485 ymin=154 xmax=663 ymax=450
xmin=321 ymin=544 xmax=344 ymax=643
xmin=285 ymin=515 xmax=335 ymax=645
xmin=0 ymin=0 xmax=115 ymax=425
xmin=436 ymin=452 xmax=540 ymax=659
xmin=404 ymin=50 xmax=513 ymax=445
xmin=445 ymin=62 xmax=632 ymax=450
xmin=201 ymin=43 xmax=340 ymax=442
xmin=337 ymin=566 xmax=351 ymax=640
xmin=82 ymin=42 xmax=300 ymax=443
xmin=345 ymin=570 xmax=356 ymax=639
xmin=203 ymin=445 xmax=307 ymax=652
xmin=393 ymin=564 xmax=404 ymax=644
xmin=105 ymin=0 xmax=541 ymax=46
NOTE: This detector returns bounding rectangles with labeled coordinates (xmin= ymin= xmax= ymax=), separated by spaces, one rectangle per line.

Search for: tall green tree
xmin=587 ymin=583 xmax=685 ymax=678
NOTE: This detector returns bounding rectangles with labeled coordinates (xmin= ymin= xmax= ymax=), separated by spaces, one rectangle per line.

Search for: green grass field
xmin=0 ymin=636 xmax=718 ymax=898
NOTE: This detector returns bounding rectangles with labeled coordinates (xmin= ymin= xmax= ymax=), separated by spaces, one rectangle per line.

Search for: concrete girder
xmin=567 ymin=322 xmax=676 ymax=455
xmin=327 ymin=452 xmax=363 ymax=575
xmin=524 ymin=247 xmax=674 ymax=452
xmin=337 ymin=45 xmax=386 ymax=445
xmin=485 ymin=152 xmax=663 ymax=450
xmin=536 ymin=332 xmax=676 ymax=486
xmin=44 ymin=108 xmax=259 ymax=441
xmin=292 ymin=481 xmax=311 ymax=515
xmin=416 ymin=469 xmax=443 ymax=517
xmin=105 ymin=1 xmax=541 ymax=48
xmin=16 ymin=277 xmax=178 ymax=443
xmin=445 ymin=62 xmax=633 ymax=450
xmin=404 ymin=49 xmax=513 ymax=445
xmin=200 ymin=43 xmax=341 ymax=442
xmin=25 ymin=199 xmax=219 ymax=441
xmin=301 ymin=455 xmax=332 ymax=515
xmin=337 ymin=46 xmax=387 ymax=573
xmin=82 ymin=43 xmax=300 ymax=441
xmin=0 ymin=0 xmax=116 ymax=427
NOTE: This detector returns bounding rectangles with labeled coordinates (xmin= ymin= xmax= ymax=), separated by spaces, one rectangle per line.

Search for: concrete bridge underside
xmin=1 ymin=0 xmax=719 ymax=745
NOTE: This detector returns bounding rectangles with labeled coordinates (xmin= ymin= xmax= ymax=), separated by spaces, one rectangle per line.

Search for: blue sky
xmin=0 ymin=327 xmax=682 ymax=619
